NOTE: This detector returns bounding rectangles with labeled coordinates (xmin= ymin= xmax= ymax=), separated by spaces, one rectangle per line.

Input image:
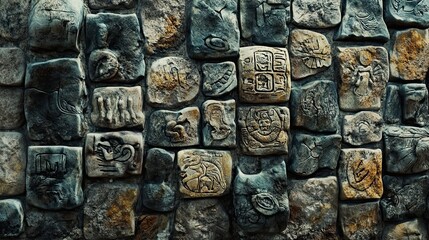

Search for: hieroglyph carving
xmin=292 ymin=0 xmax=341 ymax=28
xmin=202 ymin=61 xmax=237 ymax=97
xmin=203 ymin=99 xmax=236 ymax=147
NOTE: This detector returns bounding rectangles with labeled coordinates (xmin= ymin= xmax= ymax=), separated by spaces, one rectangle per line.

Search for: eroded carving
xmin=202 ymin=61 xmax=237 ymax=97
xmin=292 ymin=0 xmax=341 ymax=28
xmin=203 ymin=99 xmax=236 ymax=147
xmin=385 ymin=0 xmax=429 ymax=27
xmin=343 ymin=111 xmax=383 ymax=146
xmin=401 ymin=84 xmax=428 ymax=126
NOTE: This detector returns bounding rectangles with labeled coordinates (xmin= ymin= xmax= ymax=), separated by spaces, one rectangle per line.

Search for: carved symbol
xmin=161 ymin=61 xmax=192 ymax=91
xmin=254 ymin=51 xmax=273 ymax=71
xmin=255 ymin=74 xmax=274 ymax=92
xmin=205 ymin=103 xmax=232 ymax=140
xmin=246 ymin=109 xmax=283 ymax=143
xmin=301 ymin=85 xmax=337 ymax=119
xmin=392 ymin=0 xmax=429 ymax=15
xmin=296 ymin=38 xmax=330 ymax=69
xmin=355 ymin=11 xmax=378 ymax=31
xmin=96 ymin=96 xmax=138 ymax=125
xmin=347 ymin=156 xmax=377 ymax=191
xmin=204 ymin=66 xmax=234 ymax=93
xmin=204 ymin=35 xmax=230 ymax=52
xmin=35 ymin=153 xmax=67 ymax=176
xmin=89 ymin=49 xmax=119 ymax=81
xmin=94 ymin=136 xmax=139 ymax=173
xmin=251 ymin=193 xmax=282 ymax=216
xmin=165 ymin=114 xmax=189 ymax=143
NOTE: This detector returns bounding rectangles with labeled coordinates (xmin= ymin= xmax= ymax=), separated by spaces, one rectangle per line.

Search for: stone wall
xmin=0 ymin=0 xmax=428 ymax=239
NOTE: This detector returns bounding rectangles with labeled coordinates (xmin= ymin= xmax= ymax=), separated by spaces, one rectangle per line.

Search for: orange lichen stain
xmin=106 ymin=189 xmax=138 ymax=228
xmin=135 ymin=215 xmax=168 ymax=240
xmin=156 ymin=15 xmax=183 ymax=50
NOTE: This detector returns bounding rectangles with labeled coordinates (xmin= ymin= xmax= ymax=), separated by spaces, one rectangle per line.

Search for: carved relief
xmin=203 ymin=100 xmax=236 ymax=148
xmin=202 ymin=62 xmax=237 ymax=97
xmin=292 ymin=0 xmax=341 ymax=28
xmin=385 ymin=0 xmax=429 ymax=27
xmin=401 ymin=84 xmax=428 ymax=126
xmin=343 ymin=111 xmax=383 ymax=146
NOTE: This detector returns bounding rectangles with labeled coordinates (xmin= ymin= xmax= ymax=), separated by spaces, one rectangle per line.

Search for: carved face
xmin=257 ymin=112 xmax=273 ymax=134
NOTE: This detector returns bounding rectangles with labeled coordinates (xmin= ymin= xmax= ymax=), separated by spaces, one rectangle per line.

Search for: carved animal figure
xmin=95 ymin=136 xmax=138 ymax=165
xmin=165 ymin=114 xmax=189 ymax=143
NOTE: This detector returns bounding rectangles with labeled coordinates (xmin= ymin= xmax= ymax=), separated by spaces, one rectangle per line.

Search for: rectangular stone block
xmin=202 ymin=99 xmax=236 ymax=148
xmin=0 ymin=132 xmax=26 ymax=196
xmin=292 ymin=0 xmax=341 ymax=28
xmin=385 ymin=0 xmax=429 ymax=28
xmin=339 ymin=202 xmax=381 ymax=240
xmin=0 ymin=48 xmax=25 ymax=86
xmin=0 ymin=88 xmax=24 ymax=130
xmin=0 ymin=0 xmax=29 ymax=41
xmin=0 ymin=199 xmax=24 ymax=238
xmin=400 ymin=84 xmax=428 ymax=126
xmin=342 ymin=111 xmax=383 ymax=146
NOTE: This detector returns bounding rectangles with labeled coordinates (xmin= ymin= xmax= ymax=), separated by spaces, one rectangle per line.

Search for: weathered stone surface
xmin=0 ymin=88 xmax=24 ymax=130
xmin=84 ymin=183 xmax=138 ymax=240
xmin=390 ymin=28 xmax=429 ymax=81
xmin=382 ymin=219 xmax=428 ymax=240
xmin=88 ymin=0 xmax=135 ymax=9
xmin=240 ymin=0 xmax=290 ymax=46
xmin=173 ymin=199 xmax=230 ymax=240
xmin=142 ymin=148 xmax=177 ymax=212
xmin=234 ymin=158 xmax=289 ymax=233
xmin=238 ymin=106 xmax=289 ymax=155
xmin=290 ymin=30 xmax=332 ymax=79
xmin=292 ymin=0 xmax=341 ymax=28
xmin=202 ymin=61 xmax=237 ymax=97
xmin=0 ymin=48 xmax=25 ymax=86
xmin=188 ymin=0 xmax=239 ymax=59
xmin=401 ymin=84 xmax=428 ymax=126
xmin=85 ymin=131 xmax=144 ymax=178
xmin=239 ymin=46 xmax=291 ymax=103
xmin=27 ymin=146 xmax=83 ymax=210
xmin=0 ymin=0 xmax=29 ymax=41
xmin=86 ymin=13 xmax=145 ymax=83
xmin=25 ymin=58 xmax=87 ymax=143
xmin=286 ymin=177 xmax=338 ymax=240
xmin=136 ymin=214 xmax=172 ymax=240
xmin=178 ymin=149 xmax=232 ymax=198
xmin=335 ymin=0 xmax=389 ymax=42
xmin=0 ymin=132 xmax=25 ymax=196
xmin=337 ymin=46 xmax=389 ymax=111
xmin=291 ymin=80 xmax=339 ymax=132
xmin=0 ymin=199 xmax=24 ymax=238
xmin=289 ymin=133 xmax=341 ymax=176
xmin=29 ymin=0 xmax=84 ymax=52
xmin=202 ymin=99 xmax=236 ymax=147
xmin=339 ymin=149 xmax=383 ymax=200
xmin=147 ymin=57 xmax=200 ymax=108
xmin=147 ymin=107 xmax=200 ymax=147
xmin=384 ymin=85 xmax=401 ymax=124
xmin=340 ymin=202 xmax=381 ymax=240
xmin=342 ymin=111 xmax=383 ymax=146
xmin=385 ymin=0 xmax=429 ymax=28
xmin=90 ymin=86 xmax=144 ymax=129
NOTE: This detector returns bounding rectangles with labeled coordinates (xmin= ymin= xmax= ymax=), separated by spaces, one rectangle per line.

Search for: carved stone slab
xmin=0 ymin=48 xmax=25 ymax=86
xmin=339 ymin=149 xmax=383 ymax=200
xmin=384 ymin=85 xmax=401 ymax=124
xmin=202 ymin=99 xmax=236 ymax=148
xmin=29 ymin=0 xmax=84 ymax=51
xmin=26 ymin=146 xmax=83 ymax=210
xmin=291 ymin=80 xmax=339 ymax=132
xmin=239 ymin=46 xmax=291 ymax=103
xmin=0 ymin=199 xmax=24 ymax=238
xmin=0 ymin=132 xmax=26 ymax=196
xmin=383 ymin=219 xmax=428 ymax=239
xmin=0 ymin=0 xmax=29 ymax=41
xmin=85 ymin=132 xmax=144 ymax=178
xmin=238 ymin=106 xmax=289 ymax=155
xmin=342 ymin=111 xmax=383 ymax=146
xmin=147 ymin=107 xmax=200 ymax=147
xmin=90 ymin=86 xmax=144 ymax=129
xmin=385 ymin=0 xmax=429 ymax=28
xmin=401 ymin=84 xmax=428 ymax=126
xmin=88 ymin=0 xmax=135 ymax=9
xmin=0 ymin=88 xmax=24 ymax=130
xmin=337 ymin=46 xmax=389 ymax=111
xmin=178 ymin=149 xmax=232 ymax=198
xmin=292 ymin=0 xmax=341 ymax=28
xmin=339 ymin=202 xmax=381 ymax=240
xmin=202 ymin=61 xmax=237 ymax=97
xmin=188 ymin=0 xmax=239 ymax=59
xmin=147 ymin=57 xmax=200 ymax=108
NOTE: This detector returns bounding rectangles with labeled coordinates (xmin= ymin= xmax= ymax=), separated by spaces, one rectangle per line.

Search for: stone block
xmin=342 ymin=111 xmax=383 ymax=146
xmin=0 ymin=132 xmax=26 ymax=196
xmin=339 ymin=202 xmax=381 ymax=240
xmin=202 ymin=99 xmax=236 ymax=148
xmin=88 ymin=0 xmax=135 ymax=9
xmin=0 ymin=0 xmax=29 ymax=41
xmin=0 ymin=48 xmax=25 ymax=86
xmin=292 ymin=0 xmax=341 ymax=28
xmin=136 ymin=214 xmax=172 ymax=240
xmin=202 ymin=61 xmax=237 ymax=97
xmin=385 ymin=0 xmax=429 ymax=28
xmin=0 ymin=199 xmax=24 ymax=238
xmin=0 ymin=88 xmax=24 ymax=130
xmin=382 ymin=219 xmax=428 ymax=239
xmin=401 ymin=84 xmax=428 ymax=126
xmin=384 ymin=85 xmax=401 ymax=124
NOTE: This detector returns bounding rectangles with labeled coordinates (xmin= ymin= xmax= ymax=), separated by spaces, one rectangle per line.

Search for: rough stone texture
xmin=291 ymin=80 xmax=339 ymax=132
xmin=337 ymin=46 xmax=389 ymax=111
xmin=289 ymin=133 xmax=341 ymax=176
xmin=0 ymin=132 xmax=26 ymax=196
xmin=202 ymin=61 xmax=237 ymax=97
xmin=286 ymin=177 xmax=338 ymax=240
xmin=26 ymin=146 xmax=83 ymax=210
xmin=0 ymin=0 xmax=29 ymax=41
xmin=239 ymin=46 xmax=291 ymax=103
xmin=292 ymin=0 xmax=341 ymax=28
xmin=147 ymin=57 xmax=200 ymax=108
xmin=238 ymin=106 xmax=289 ymax=155
xmin=84 ymin=182 xmax=139 ymax=240
xmin=136 ymin=214 xmax=172 ymax=240
xmin=382 ymin=219 xmax=428 ymax=240
xmin=335 ymin=0 xmax=389 ymax=42
xmin=0 ymin=88 xmax=24 ymax=130
xmin=85 ymin=132 xmax=144 ymax=178
xmin=0 ymin=48 xmax=25 ymax=86
xmin=390 ymin=28 xmax=429 ymax=81
xmin=202 ymin=99 xmax=236 ymax=148
xmin=384 ymin=85 xmax=401 ymax=124
xmin=290 ymin=30 xmax=332 ymax=79
xmin=86 ymin=13 xmax=145 ymax=83
xmin=339 ymin=202 xmax=381 ymax=240
xmin=385 ymin=0 xmax=429 ymax=28
xmin=188 ymin=0 xmax=239 ymax=59
xmin=401 ymin=84 xmax=428 ymax=126
xmin=342 ymin=111 xmax=383 ymax=146
xmin=0 ymin=199 xmax=24 ymax=238
xmin=88 ymin=0 xmax=135 ymax=9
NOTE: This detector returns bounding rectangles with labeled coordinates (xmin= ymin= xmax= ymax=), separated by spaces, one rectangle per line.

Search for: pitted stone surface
xmin=0 ymin=88 xmax=24 ymax=130
xmin=339 ymin=202 xmax=381 ymax=240
xmin=384 ymin=85 xmax=401 ymax=124
xmin=342 ymin=111 xmax=383 ymax=146
xmin=0 ymin=48 xmax=25 ymax=86
xmin=0 ymin=0 xmax=30 ymax=41
xmin=385 ymin=0 xmax=429 ymax=28
xmin=0 ymin=132 xmax=26 ymax=196
xmin=202 ymin=99 xmax=236 ymax=148
xmin=292 ymin=0 xmax=341 ymax=28
xmin=382 ymin=219 xmax=428 ymax=239
xmin=401 ymin=84 xmax=428 ymax=126
xmin=0 ymin=199 xmax=24 ymax=238
xmin=88 ymin=0 xmax=135 ymax=9
xmin=202 ymin=61 xmax=237 ymax=97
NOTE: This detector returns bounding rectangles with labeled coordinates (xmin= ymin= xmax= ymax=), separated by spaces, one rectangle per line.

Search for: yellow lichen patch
xmin=106 ymin=189 xmax=138 ymax=228
xmin=155 ymin=15 xmax=182 ymax=50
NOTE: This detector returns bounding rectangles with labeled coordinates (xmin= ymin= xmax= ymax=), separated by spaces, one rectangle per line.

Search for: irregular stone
xmin=86 ymin=13 xmax=145 ymax=83
xmin=401 ymin=84 xmax=428 ymax=126
xmin=335 ymin=0 xmax=389 ymax=42
xmin=25 ymin=58 xmax=87 ymax=143
xmin=0 ymin=0 xmax=29 ymax=41
xmin=339 ymin=149 xmax=383 ymax=200
xmin=342 ymin=111 xmax=383 ymax=146
xmin=188 ymin=0 xmax=239 ymax=59
xmin=234 ymin=158 xmax=289 ymax=233
xmin=173 ymin=199 xmax=230 ymax=240
xmin=289 ymin=133 xmax=341 ymax=176
xmin=178 ymin=149 xmax=232 ymax=198
xmin=202 ymin=61 xmax=237 ymax=97
xmin=382 ymin=219 xmax=428 ymax=240
xmin=142 ymin=148 xmax=177 ymax=212
xmin=0 ymin=199 xmax=24 ymax=238
xmin=380 ymin=175 xmax=429 ymax=221
xmin=385 ymin=0 xmax=429 ymax=28
xmin=289 ymin=30 xmax=332 ymax=79
xmin=0 ymin=132 xmax=26 ymax=196
xmin=390 ymin=28 xmax=429 ymax=81
xmin=29 ymin=0 xmax=84 ymax=52
xmin=0 ymin=88 xmax=24 ymax=130
xmin=384 ymin=126 xmax=429 ymax=174
xmin=136 ymin=214 xmax=172 ymax=240
xmin=84 ymin=182 xmax=138 ymax=240
xmin=238 ymin=106 xmax=290 ymax=155
xmin=88 ymin=0 xmax=135 ymax=9
xmin=291 ymin=80 xmax=339 ymax=132
xmin=285 ymin=177 xmax=338 ymax=240
xmin=85 ymin=132 xmax=144 ymax=178
xmin=337 ymin=46 xmax=389 ymax=111
xmin=26 ymin=146 xmax=83 ymax=210
xmin=147 ymin=107 xmax=200 ymax=147
xmin=239 ymin=46 xmax=291 ymax=103
xmin=0 ymin=48 xmax=25 ymax=86
xmin=90 ymin=86 xmax=144 ymax=129
xmin=339 ymin=202 xmax=381 ymax=240
xmin=292 ymin=0 xmax=341 ymax=28
xmin=240 ymin=0 xmax=290 ymax=46
xmin=147 ymin=57 xmax=200 ymax=108
xmin=384 ymin=85 xmax=401 ymax=124
xmin=202 ymin=99 xmax=236 ymax=147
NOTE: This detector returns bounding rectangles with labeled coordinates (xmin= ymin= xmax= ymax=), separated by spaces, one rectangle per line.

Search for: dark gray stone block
xmin=0 ymin=0 xmax=29 ymax=41
xmin=0 ymin=199 xmax=24 ymax=238
xmin=385 ymin=0 xmax=429 ymax=27
xmin=202 ymin=61 xmax=237 ymax=97
xmin=339 ymin=202 xmax=381 ymax=240
xmin=0 ymin=48 xmax=25 ymax=87
xmin=401 ymin=84 xmax=428 ymax=126
xmin=384 ymin=85 xmax=401 ymax=124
